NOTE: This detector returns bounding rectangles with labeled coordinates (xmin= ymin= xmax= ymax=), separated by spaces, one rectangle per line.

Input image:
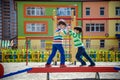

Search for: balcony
xmin=116 ymin=34 xmax=120 ymax=39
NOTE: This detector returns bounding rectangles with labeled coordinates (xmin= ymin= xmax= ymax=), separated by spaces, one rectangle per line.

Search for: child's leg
xmin=57 ymin=44 xmax=65 ymax=65
xmin=82 ymin=47 xmax=95 ymax=65
xmin=76 ymin=47 xmax=86 ymax=65
xmin=46 ymin=44 xmax=57 ymax=64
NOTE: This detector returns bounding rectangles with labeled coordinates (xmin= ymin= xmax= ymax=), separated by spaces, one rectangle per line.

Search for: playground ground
xmin=1 ymin=62 xmax=120 ymax=80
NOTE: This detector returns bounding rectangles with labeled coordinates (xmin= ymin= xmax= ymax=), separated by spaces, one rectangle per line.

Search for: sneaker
xmin=88 ymin=63 xmax=95 ymax=67
xmin=60 ymin=64 xmax=66 ymax=68
xmin=45 ymin=64 xmax=51 ymax=67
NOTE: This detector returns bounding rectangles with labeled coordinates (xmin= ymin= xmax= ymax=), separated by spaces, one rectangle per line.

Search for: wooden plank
xmin=27 ymin=66 xmax=118 ymax=73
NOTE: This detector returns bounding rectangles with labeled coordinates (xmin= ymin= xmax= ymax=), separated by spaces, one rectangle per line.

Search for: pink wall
xmin=82 ymin=2 xmax=108 ymax=36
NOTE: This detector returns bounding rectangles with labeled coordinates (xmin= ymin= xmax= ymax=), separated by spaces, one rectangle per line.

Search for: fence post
xmin=41 ymin=51 xmax=44 ymax=62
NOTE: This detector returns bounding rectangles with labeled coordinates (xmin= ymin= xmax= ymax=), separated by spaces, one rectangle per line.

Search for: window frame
xmin=86 ymin=7 xmax=90 ymax=16
xmin=24 ymin=21 xmax=48 ymax=34
xmin=57 ymin=8 xmax=76 ymax=16
xmin=86 ymin=23 xmax=104 ymax=32
xmin=116 ymin=23 xmax=120 ymax=32
xmin=86 ymin=39 xmax=91 ymax=48
xmin=26 ymin=7 xmax=45 ymax=16
xmin=100 ymin=40 xmax=105 ymax=48
xmin=24 ymin=4 xmax=78 ymax=18
xmin=100 ymin=7 xmax=104 ymax=16
xmin=116 ymin=7 xmax=120 ymax=16
xmin=40 ymin=40 xmax=46 ymax=49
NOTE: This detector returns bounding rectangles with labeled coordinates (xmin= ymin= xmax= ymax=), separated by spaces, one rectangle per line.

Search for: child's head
xmin=58 ymin=19 xmax=66 ymax=29
xmin=74 ymin=26 xmax=82 ymax=33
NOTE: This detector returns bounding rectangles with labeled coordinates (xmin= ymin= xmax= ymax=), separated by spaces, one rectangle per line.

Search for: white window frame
xmin=86 ymin=23 xmax=104 ymax=32
xmin=116 ymin=23 xmax=120 ymax=32
xmin=86 ymin=7 xmax=90 ymax=16
xmin=100 ymin=40 xmax=105 ymax=48
xmin=86 ymin=39 xmax=91 ymax=48
xmin=57 ymin=8 xmax=72 ymax=16
xmin=100 ymin=7 xmax=104 ymax=16
xmin=26 ymin=7 xmax=45 ymax=16
xmin=116 ymin=7 xmax=120 ymax=16
xmin=26 ymin=23 xmax=46 ymax=32
xmin=41 ymin=40 xmax=46 ymax=49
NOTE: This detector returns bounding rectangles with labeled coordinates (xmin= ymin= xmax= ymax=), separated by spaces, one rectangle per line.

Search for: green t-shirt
xmin=69 ymin=30 xmax=83 ymax=47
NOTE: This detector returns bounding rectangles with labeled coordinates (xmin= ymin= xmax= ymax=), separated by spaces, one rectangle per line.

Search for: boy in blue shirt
xmin=45 ymin=19 xmax=67 ymax=68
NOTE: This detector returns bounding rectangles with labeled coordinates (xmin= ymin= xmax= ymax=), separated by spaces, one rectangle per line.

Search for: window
xmin=100 ymin=7 xmax=104 ymax=16
xmin=41 ymin=40 xmax=45 ymax=49
xmin=86 ymin=39 xmax=90 ymax=48
xmin=116 ymin=7 xmax=120 ymax=16
xmin=24 ymin=21 xmax=48 ymax=34
xmin=116 ymin=23 xmax=120 ymax=32
xmin=86 ymin=23 xmax=104 ymax=32
xmin=86 ymin=7 xmax=90 ymax=16
xmin=26 ymin=23 xmax=45 ymax=32
xmin=57 ymin=8 xmax=75 ymax=16
xmin=26 ymin=7 xmax=45 ymax=16
xmin=86 ymin=24 xmax=90 ymax=32
xmin=100 ymin=40 xmax=105 ymax=48
xmin=91 ymin=24 xmax=94 ymax=32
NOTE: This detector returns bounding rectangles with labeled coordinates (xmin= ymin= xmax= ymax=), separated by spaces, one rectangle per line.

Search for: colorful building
xmin=82 ymin=1 xmax=120 ymax=50
xmin=82 ymin=2 xmax=109 ymax=50
xmin=108 ymin=1 xmax=120 ymax=50
xmin=17 ymin=1 xmax=82 ymax=52
xmin=16 ymin=1 xmax=120 ymax=51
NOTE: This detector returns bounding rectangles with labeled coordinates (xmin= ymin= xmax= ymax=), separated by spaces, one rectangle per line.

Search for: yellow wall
xmin=83 ymin=40 xmax=100 ymax=49
xmin=18 ymin=40 xmax=25 ymax=49
xmin=109 ymin=1 xmax=120 ymax=17
xmin=31 ymin=40 xmax=40 ymax=50
xmin=105 ymin=40 xmax=118 ymax=48
xmin=108 ymin=1 xmax=120 ymax=36
xmin=18 ymin=39 xmax=53 ymax=50
xmin=108 ymin=20 xmax=120 ymax=36
xmin=108 ymin=1 xmax=120 ymax=37
xmin=83 ymin=39 xmax=119 ymax=50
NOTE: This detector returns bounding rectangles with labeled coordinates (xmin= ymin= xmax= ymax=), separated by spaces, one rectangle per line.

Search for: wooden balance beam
xmin=27 ymin=66 xmax=119 ymax=80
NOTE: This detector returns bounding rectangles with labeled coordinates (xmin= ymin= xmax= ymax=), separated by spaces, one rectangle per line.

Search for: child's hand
xmin=56 ymin=28 xmax=61 ymax=32
xmin=67 ymin=26 xmax=71 ymax=30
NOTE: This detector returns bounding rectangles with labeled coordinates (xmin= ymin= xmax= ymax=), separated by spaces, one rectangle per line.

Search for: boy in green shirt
xmin=69 ymin=26 xmax=95 ymax=66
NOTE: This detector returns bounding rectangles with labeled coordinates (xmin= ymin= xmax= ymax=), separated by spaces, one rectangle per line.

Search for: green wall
xmin=17 ymin=2 xmax=82 ymax=37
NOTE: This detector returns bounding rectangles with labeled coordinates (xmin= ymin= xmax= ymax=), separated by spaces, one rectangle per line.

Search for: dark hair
xmin=74 ymin=27 xmax=82 ymax=33
xmin=58 ymin=21 xmax=67 ymax=27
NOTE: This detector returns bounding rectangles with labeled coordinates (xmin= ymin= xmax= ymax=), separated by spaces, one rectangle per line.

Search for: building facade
xmin=109 ymin=1 xmax=120 ymax=50
xmin=0 ymin=0 xmax=17 ymax=48
xmin=82 ymin=2 xmax=109 ymax=50
xmin=3 ymin=0 xmax=118 ymax=51
xmin=1 ymin=0 xmax=16 ymax=40
xmin=82 ymin=1 xmax=120 ymax=50
xmin=17 ymin=1 xmax=82 ymax=52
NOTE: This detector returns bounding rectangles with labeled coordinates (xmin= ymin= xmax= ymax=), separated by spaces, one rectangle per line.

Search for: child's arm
xmin=69 ymin=29 xmax=75 ymax=36
xmin=69 ymin=29 xmax=81 ymax=39
xmin=54 ymin=28 xmax=67 ymax=37
xmin=60 ymin=29 xmax=68 ymax=36
xmin=66 ymin=26 xmax=74 ymax=36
